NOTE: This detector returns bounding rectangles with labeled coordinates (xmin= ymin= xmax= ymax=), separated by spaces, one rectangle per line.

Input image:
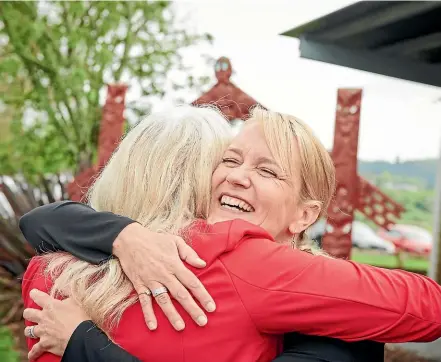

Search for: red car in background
xmin=378 ymin=224 xmax=433 ymax=256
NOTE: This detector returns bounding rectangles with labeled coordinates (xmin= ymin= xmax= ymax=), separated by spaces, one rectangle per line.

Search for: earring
xmin=291 ymin=230 xmax=299 ymax=246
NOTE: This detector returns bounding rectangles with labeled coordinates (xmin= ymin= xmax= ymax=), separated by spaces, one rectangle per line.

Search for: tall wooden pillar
xmin=97 ymin=85 xmax=128 ymax=168
xmin=67 ymin=84 xmax=127 ymax=201
xmin=321 ymin=89 xmax=362 ymax=259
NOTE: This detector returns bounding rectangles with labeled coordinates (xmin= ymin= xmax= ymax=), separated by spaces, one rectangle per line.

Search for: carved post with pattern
xmin=67 ymin=84 xmax=127 ymax=201
xmin=321 ymin=89 xmax=362 ymax=259
xmin=97 ymin=84 xmax=128 ymax=168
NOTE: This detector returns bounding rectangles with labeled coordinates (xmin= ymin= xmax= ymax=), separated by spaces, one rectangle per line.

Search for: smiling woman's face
xmin=208 ymin=121 xmax=305 ymax=242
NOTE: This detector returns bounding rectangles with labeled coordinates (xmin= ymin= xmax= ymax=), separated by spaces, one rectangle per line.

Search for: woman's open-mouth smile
xmin=219 ymin=194 xmax=255 ymax=213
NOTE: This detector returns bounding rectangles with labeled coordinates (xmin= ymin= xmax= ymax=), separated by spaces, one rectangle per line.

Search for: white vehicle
xmin=308 ymin=219 xmax=396 ymax=254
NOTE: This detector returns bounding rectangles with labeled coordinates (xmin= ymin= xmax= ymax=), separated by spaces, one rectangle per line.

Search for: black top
xmin=21 ymin=201 xmax=384 ymax=362
xmin=62 ymin=321 xmax=140 ymax=362
xmin=20 ymin=201 xmax=135 ymax=264
xmin=62 ymin=321 xmax=383 ymax=362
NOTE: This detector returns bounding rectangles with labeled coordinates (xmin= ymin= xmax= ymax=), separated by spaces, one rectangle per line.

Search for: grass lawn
xmin=351 ymin=249 xmax=429 ymax=272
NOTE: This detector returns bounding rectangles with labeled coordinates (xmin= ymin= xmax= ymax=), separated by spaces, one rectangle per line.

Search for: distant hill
xmin=358 ymin=158 xmax=438 ymax=190
xmin=356 ymin=158 xmax=437 ymax=231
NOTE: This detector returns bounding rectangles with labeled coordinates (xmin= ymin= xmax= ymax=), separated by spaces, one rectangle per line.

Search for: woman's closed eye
xmin=258 ymin=168 xmax=277 ymax=178
xmin=222 ymin=158 xmax=240 ymax=167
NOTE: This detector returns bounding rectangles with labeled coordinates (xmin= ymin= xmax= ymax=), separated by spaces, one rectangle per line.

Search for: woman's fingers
xmin=174 ymin=264 xmax=216 ymax=314
xmin=165 ymin=277 xmax=208 ymax=327
xmin=23 ymin=291 xmax=90 ymax=358
xmin=23 ymin=308 xmax=43 ymax=324
xmin=29 ymin=289 xmax=52 ymax=309
xmin=28 ymin=342 xmax=45 ymax=361
xmin=137 ymin=289 xmax=157 ymax=331
xmin=24 ymin=325 xmax=41 ymax=338
xmin=148 ymin=280 xmax=185 ymax=331
xmin=130 ymin=275 xmax=158 ymax=331
xmin=115 ymin=228 xmax=216 ymax=330
xmin=175 ymin=237 xmax=206 ymax=268
xmin=174 ymin=238 xmax=216 ymax=314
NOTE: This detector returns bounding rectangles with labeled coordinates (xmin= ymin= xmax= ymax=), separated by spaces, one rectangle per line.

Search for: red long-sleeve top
xmin=23 ymin=219 xmax=441 ymax=362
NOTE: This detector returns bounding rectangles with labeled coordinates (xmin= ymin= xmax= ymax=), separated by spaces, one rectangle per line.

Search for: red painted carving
xmin=67 ymin=167 xmax=97 ymax=202
xmin=321 ymin=89 xmax=362 ymax=259
xmin=97 ymin=85 xmax=128 ymax=168
xmin=193 ymin=57 xmax=262 ymax=120
xmin=68 ymin=85 xmax=127 ymax=201
xmin=357 ymin=176 xmax=405 ymax=229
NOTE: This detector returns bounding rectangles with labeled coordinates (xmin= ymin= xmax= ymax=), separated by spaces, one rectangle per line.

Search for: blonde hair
xmin=42 ymin=105 xmax=233 ymax=334
xmin=250 ymin=107 xmax=336 ymax=254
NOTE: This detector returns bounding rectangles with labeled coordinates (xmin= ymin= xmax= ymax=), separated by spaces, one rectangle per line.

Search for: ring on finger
xmin=152 ymin=287 xmax=168 ymax=297
xmin=139 ymin=290 xmax=152 ymax=297
xmin=28 ymin=326 xmax=37 ymax=339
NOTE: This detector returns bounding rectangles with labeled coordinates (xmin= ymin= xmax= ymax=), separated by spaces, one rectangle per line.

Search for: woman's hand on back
xmin=113 ymin=223 xmax=216 ymax=331
xmin=23 ymin=289 xmax=90 ymax=360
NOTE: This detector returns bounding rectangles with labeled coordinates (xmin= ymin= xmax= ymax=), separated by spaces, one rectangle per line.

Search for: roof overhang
xmin=281 ymin=1 xmax=441 ymax=87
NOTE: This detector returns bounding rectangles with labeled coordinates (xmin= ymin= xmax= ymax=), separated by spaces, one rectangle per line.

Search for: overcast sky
xmin=138 ymin=0 xmax=441 ymax=162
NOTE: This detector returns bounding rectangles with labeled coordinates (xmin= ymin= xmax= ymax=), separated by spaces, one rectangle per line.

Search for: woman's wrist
xmin=112 ymin=223 xmax=146 ymax=258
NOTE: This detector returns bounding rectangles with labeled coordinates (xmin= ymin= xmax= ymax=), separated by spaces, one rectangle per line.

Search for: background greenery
xmin=0 ymin=327 xmax=19 ymax=362
xmin=357 ymin=158 xmax=436 ymax=232
xmin=0 ymin=1 xmax=212 ymax=182
xmin=351 ymin=249 xmax=429 ymax=271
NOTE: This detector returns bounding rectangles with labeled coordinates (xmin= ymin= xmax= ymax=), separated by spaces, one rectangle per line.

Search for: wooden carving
xmin=357 ymin=176 xmax=405 ymax=229
xmin=321 ymin=89 xmax=362 ymax=259
xmin=193 ymin=57 xmax=261 ymax=120
xmin=67 ymin=85 xmax=127 ymax=201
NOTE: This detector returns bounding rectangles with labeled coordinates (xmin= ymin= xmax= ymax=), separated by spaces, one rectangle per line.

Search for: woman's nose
xmin=225 ymin=166 xmax=251 ymax=188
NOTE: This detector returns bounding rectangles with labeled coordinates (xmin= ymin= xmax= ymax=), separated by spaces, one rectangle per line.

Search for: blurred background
xmin=1 ymin=1 xmax=441 ymax=361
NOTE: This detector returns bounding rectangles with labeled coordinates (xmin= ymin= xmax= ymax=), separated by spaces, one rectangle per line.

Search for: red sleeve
xmin=220 ymin=221 xmax=441 ymax=343
xmin=22 ymin=257 xmax=62 ymax=362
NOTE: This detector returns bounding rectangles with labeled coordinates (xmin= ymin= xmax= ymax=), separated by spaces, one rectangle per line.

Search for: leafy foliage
xmin=0 ymin=1 xmax=212 ymax=175
xmin=0 ymin=326 xmax=19 ymax=362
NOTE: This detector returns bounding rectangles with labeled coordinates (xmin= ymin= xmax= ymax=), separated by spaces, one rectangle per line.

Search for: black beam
xmin=281 ymin=2 xmax=389 ymax=39
xmin=299 ymin=38 xmax=441 ymax=88
xmin=318 ymin=2 xmax=441 ymax=41
xmin=378 ymin=32 xmax=441 ymax=56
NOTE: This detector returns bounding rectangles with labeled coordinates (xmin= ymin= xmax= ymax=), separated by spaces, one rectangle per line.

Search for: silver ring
xmin=151 ymin=287 xmax=168 ymax=297
xmin=28 ymin=325 xmax=37 ymax=339
xmin=139 ymin=290 xmax=152 ymax=297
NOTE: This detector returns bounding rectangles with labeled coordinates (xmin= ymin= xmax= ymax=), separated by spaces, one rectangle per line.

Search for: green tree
xmin=0 ymin=60 xmax=17 ymax=143
xmin=0 ymin=1 xmax=212 ymax=177
xmin=0 ymin=102 xmax=12 ymax=143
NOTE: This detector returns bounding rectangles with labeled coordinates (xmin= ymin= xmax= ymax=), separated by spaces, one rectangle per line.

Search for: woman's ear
xmin=289 ymin=202 xmax=321 ymax=235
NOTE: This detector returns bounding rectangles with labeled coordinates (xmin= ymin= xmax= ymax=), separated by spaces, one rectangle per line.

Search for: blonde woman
xmin=21 ymin=105 xmax=441 ymax=362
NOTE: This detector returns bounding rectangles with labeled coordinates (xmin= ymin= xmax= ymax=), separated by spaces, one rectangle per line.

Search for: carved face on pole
xmin=215 ymin=57 xmax=232 ymax=83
